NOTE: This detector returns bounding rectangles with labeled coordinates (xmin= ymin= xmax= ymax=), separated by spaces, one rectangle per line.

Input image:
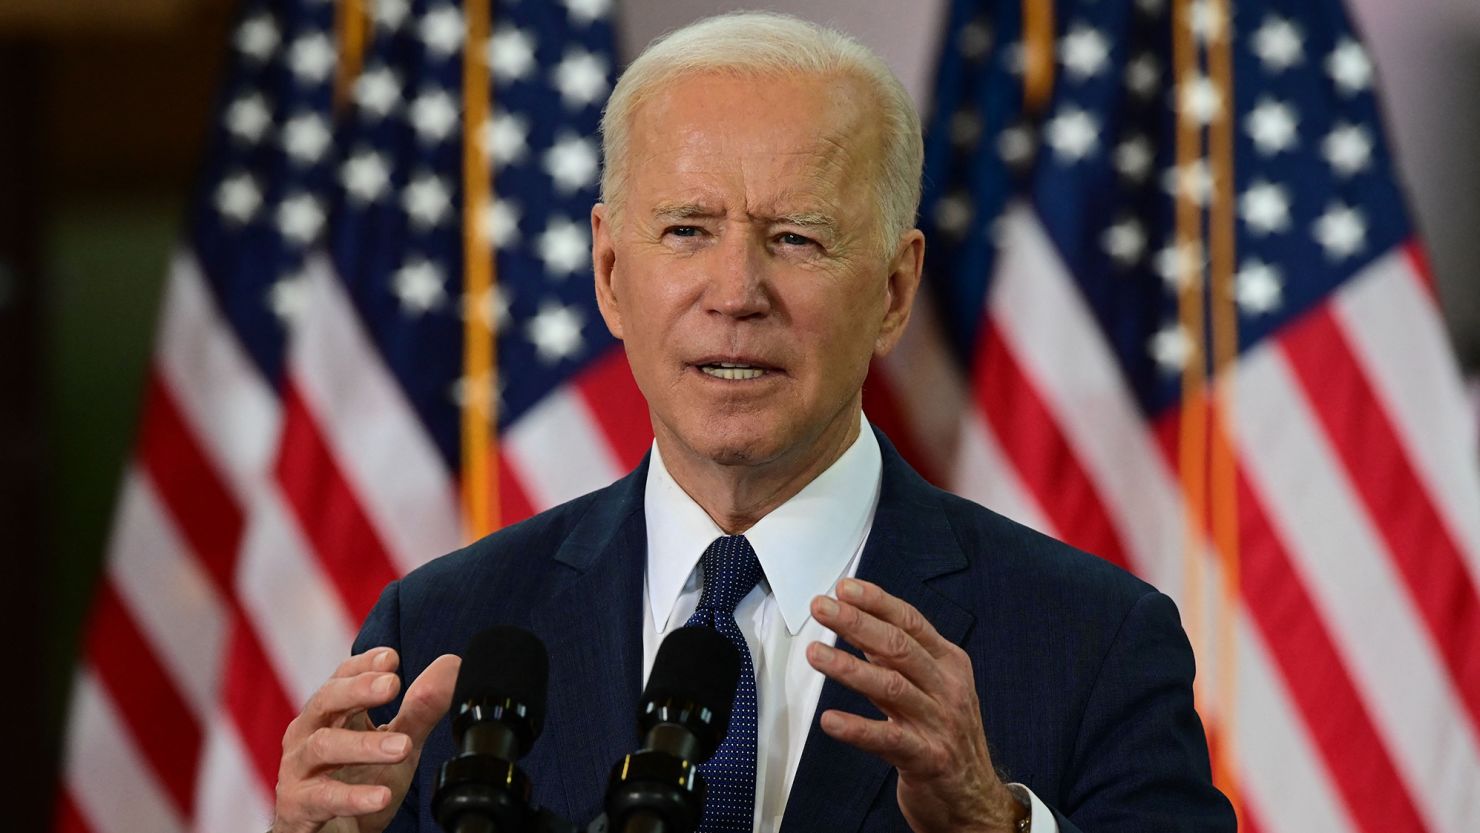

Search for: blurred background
xmin=4 ymin=0 xmax=1478 ymax=829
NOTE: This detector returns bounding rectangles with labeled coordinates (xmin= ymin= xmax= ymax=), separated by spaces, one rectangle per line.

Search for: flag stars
xmin=468 ymin=282 xmax=512 ymax=331
xmin=234 ymin=14 xmax=280 ymax=63
xmin=402 ymin=174 xmax=453 ymax=230
xmin=538 ymin=218 xmax=591 ymax=277
xmin=543 ymin=133 xmax=600 ymax=193
xmin=410 ymin=89 xmax=459 ymax=143
xmin=1163 ymin=160 xmax=1215 ymax=207
xmin=342 ymin=150 xmax=391 ymax=204
xmin=1186 ymin=0 xmax=1226 ymax=44
xmin=1240 ymin=180 xmax=1292 ymax=235
xmin=1045 ymin=106 xmax=1099 ymax=162
xmin=1245 ymin=98 xmax=1298 ymax=155
xmin=373 ymin=0 xmax=411 ymax=31
xmin=484 ymin=198 xmax=521 ymax=248
xmin=267 ymin=273 xmax=310 ymax=326
xmin=215 ymin=173 xmax=262 ymax=224
xmin=1124 ymin=53 xmax=1160 ymax=100
xmin=553 ymin=48 xmax=610 ymax=109
xmin=560 ymin=0 xmax=611 ymax=26
xmin=288 ymin=33 xmax=336 ymax=85
xmin=527 ymin=302 xmax=585 ymax=363
xmin=1327 ymin=38 xmax=1373 ymax=96
xmin=1155 ymin=240 xmax=1204 ymax=289
xmin=1115 ymin=135 xmax=1154 ymax=183
xmin=281 ymin=113 xmax=333 ymax=165
xmin=419 ymin=5 xmax=466 ymax=58
xmin=950 ymin=109 xmax=983 ymax=148
xmin=933 ymin=192 xmax=974 ymax=238
xmin=1102 ymin=217 xmax=1147 ymax=266
xmin=1323 ymin=123 xmax=1374 ymax=176
xmin=277 ymin=193 xmax=326 ymax=244
xmin=957 ymin=21 xmax=992 ymax=61
xmin=1149 ymin=324 xmax=1196 ymax=373
xmin=354 ymin=66 xmax=402 ymax=119
xmin=1313 ymin=203 xmax=1367 ymax=260
xmin=226 ymin=93 xmax=273 ymax=144
xmin=483 ymin=111 xmax=530 ymax=167
xmin=1058 ymin=24 xmax=1111 ymax=81
xmin=1252 ymin=16 xmax=1303 ymax=72
xmin=1179 ymin=75 xmax=1223 ymax=126
xmin=1235 ymin=259 xmax=1284 ymax=315
xmin=450 ymin=372 xmax=504 ymax=412
xmin=393 ymin=259 xmax=447 ymax=315
xmin=488 ymin=26 xmax=537 ymax=82
xmin=997 ymin=124 xmax=1036 ymax=167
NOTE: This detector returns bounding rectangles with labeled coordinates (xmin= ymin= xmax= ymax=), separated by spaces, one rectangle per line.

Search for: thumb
xmin=388 ymin=653 xmax=461 ymax=749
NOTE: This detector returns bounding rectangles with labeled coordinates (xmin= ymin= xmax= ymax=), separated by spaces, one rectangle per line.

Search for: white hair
xmin=599 ymin=11 xmax=924 ymax=251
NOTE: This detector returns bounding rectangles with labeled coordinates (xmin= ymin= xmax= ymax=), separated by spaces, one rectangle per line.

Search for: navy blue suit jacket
xmin=358 ymin=430 xmax=1235 ymax=832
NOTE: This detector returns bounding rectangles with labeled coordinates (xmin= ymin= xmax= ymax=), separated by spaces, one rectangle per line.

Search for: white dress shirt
xmin=641 ymin=415 xmax=1055 ymax=832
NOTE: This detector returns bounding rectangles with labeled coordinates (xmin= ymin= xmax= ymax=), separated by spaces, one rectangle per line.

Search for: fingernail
xmin=374 ymin=674 xmax=395 ymax=696
xmin=373 ymin=649 xmax=394 ymax=669
xmin=815 ymin=597 xmax=839 ymax=617
xmin=839 ymin=579 xmax=863 ymax=600
xmin=381 ymin=734 xmax=408 ymax=755
xmin=811 ymin=643 xmax=835 ymax=663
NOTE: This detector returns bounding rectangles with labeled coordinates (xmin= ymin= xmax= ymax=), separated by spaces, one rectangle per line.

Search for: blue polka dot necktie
xmin=685 ymin=535 xmax=763 ymax=833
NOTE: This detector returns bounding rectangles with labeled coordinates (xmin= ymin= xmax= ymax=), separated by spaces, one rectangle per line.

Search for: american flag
xmin=868 ymin=0 xmax=1480 ymax=830
xmin=54 ymin=0 xmax=642 ymax=830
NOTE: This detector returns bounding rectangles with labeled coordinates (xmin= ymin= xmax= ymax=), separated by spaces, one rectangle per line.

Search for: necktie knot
xmin=696 ymin=535 xmax=763 ymax=616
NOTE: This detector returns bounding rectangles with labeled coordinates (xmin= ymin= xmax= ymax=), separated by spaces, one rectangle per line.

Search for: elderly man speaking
xmin=270 ymin=12 xmax=1234 ymax=833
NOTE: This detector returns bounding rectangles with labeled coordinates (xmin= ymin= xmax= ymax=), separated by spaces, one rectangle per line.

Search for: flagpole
xmin=462 ymin=0 xmax=499 ymax=538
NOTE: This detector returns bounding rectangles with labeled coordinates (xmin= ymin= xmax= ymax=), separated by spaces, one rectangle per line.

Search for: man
xmin=271 ymin=12 xmax=1234 ymax=833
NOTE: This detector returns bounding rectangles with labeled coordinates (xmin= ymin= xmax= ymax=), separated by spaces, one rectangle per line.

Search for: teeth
xmin=701 ymin=366 xmax=766 ymax=380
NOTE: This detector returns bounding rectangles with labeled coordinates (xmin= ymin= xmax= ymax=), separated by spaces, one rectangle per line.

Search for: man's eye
xmin=777 ymin=232 xmax=814 ymax=247
xmin=667 ymin=226 xmax=701 ymax=238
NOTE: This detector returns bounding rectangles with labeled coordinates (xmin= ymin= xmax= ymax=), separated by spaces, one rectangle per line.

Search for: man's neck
xmin=655 ymin=407 xmax=864 ymax=534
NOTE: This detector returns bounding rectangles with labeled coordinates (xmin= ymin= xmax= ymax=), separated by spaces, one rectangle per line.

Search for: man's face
xmin=591 ymin=71 xmax=922 ymax=474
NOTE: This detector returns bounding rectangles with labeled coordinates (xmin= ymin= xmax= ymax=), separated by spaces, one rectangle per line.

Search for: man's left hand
xmin=807 ymin=577 xmax=1025 ymax=833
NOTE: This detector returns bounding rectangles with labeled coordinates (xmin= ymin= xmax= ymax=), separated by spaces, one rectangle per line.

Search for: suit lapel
xmin=780 ymin=432 xmax=976 ymax=833
xmin=532 ymin=460 xmax=649 ymax=822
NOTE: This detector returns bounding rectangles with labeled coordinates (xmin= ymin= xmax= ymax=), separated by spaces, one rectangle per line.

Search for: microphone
xmin=605 ymin=626 xmax=742 ymax=833
xmin=433 ymin=626 xmax=550 ymax=833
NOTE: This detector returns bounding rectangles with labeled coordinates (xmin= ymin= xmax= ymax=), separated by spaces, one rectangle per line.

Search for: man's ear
xmin=591 ymin=203 xmax=624 ymax=340
xmin=873 ymin=228 xmax=925 ymax=357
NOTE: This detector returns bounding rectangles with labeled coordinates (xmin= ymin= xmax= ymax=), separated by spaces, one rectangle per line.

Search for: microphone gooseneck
xmin=605 ymin=626 xmax=742 ymax=833
xmin=433 ymin=626 xmax=550 ymax=833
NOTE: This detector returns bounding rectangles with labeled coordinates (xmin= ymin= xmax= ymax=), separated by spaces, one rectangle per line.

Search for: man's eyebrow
xmin=652 ymin=202 xmax=720 ymax=220
xmin=770 ymin=211 xmax=837 ymax=229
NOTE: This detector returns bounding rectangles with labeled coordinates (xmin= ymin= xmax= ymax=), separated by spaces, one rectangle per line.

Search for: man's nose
xmin=705 ymin=230 xmax=772 ymax=319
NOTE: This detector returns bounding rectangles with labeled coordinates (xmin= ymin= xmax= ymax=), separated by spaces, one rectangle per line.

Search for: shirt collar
xmin=644 ymin=414 xmax=882 ymax=636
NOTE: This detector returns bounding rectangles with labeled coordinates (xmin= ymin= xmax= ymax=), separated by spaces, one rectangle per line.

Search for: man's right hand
xmin=272 ymin=647 xmax=461 ymax=833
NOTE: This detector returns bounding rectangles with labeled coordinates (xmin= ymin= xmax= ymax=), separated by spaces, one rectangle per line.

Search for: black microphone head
xmin=640 ymin=626 xmax=741 ymax=761
xmin=452 ymin=626 xmax=549 ymax=749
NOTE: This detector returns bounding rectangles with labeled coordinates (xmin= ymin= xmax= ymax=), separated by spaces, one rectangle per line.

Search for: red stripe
xmin=1237 ymin=465 xmax=1428 ymax=832
xmin=274 ymin=382 xmax=401 ymax=622
xmin=573 ymin=347 xmax=653 ymax=471
xmin=1280 ymin=307 xmax=1480 ymax=732
xmin=84 ymin=582 xmax=201 ymax=817
xmin=54 ymin=783 xmax=94 ymax=833
xmin=863 ymin=359 xmax=943 ymax=486
xmin=219 ymin=609 xmax=301 ymax=799
xmin=498 ymin=449 xmax=537 ymax=526
xmin=1403 ymin=241 xmax=1439 ymax=300
xmin=136 ymin=371 xmax=243 ymax=595
xmin=971 ymin=322 xmax=1132 ymax=570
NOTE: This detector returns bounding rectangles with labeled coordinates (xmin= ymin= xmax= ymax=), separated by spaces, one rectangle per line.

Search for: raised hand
xmin=272 ymin=648 xmax=460 ymax=833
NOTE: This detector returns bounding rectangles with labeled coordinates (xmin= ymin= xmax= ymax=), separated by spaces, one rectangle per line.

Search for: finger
xmin=282 ymin=778 xmax=393 ymax=822
xmin=836 ymin=578 xmax=954 ymax=657
xmin=806 ymin=641 xmax=935 ymax=721
xmin=284 ymin=725 xmax=413 ymax=779
xmin=810 ymin=595 xmax=945 ymax=693
xmin=331 ymin=646 xmax=400 ymax=680
xmin=388 ymin=653 xmax=461 ymax=748
xmin=294 ymin=671 xmax=403 ymax=736
xmin=817 ymin=708 xmax=931 ymax=771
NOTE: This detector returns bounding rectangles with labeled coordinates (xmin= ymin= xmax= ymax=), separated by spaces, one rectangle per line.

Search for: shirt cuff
xmin=1007 ymin=782 xmax=1058 ymax=833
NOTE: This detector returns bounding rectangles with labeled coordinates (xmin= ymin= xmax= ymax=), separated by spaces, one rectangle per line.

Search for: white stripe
xmin=190 ymin=721 xmax=275 ymax=833
xmin=1236 ymin=344 xmax=1480 ymax=833
xmin=63 ymin=672 xmax=187 ymax=833
xmin=505 ymin=385 xmax=626 ymax=510
xmin=952 ymin=407 xmax=1056 ymax=535
xmin=988 ymin=204 xmax=1187 ymax=593
xmin=156 ymin=251 xmax=280 ymax=498
xmin=106 ymin=470 xmax=227 ymax=717
xmin=236 ymin=482 xmax=357 ymax=707
xmin=1237 ymin=616 xmax=1359 ymax=833
xmin=292 ymin=256 xmax=462 ymax=573
xmin=1332 ymin=251 xmax=1480 ymax=579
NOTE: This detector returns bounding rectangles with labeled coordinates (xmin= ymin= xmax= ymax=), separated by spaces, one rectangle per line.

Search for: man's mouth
xmin=698 ymin=362 xmax=769 ymax=380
